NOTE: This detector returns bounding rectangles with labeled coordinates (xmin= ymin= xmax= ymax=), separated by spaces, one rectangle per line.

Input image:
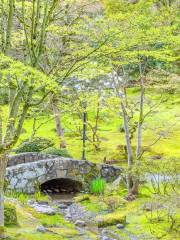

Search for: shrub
xmin=15 ymin=137 xmax=54 ymax=153
xmin=41 ymin=147 xmax=72 ymax=158
xmin=104 ymin=196 xmax=121 ymax=211
xmin=4 ymin=203 xmax=18 ymax=226
xmin=90 ymin=178 xmax=106 ymax=195
xmin=96 ymin=212 xmax=126 ymax=228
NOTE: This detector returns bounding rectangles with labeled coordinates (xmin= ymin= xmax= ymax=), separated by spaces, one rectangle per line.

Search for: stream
xmin=48 ymin=193 xmax=140 ymax=240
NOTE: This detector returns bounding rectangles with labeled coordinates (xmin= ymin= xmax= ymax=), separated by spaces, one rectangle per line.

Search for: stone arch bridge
xmin=6 ymin=153 xmax=122 ymax=194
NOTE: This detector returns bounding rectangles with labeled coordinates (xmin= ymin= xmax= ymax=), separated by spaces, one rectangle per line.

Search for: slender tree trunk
xmin=0 ymin=154 xmax=8 ymax=238
xmin=121 ymin=102 xmax=133 ymax=191
xmin=136 ymin=77 xmax=145 ymax=158
xmin=30 ymin=116 xmax=37 ymax=141
xmin=0 ymin=113 xmax=2 ymax=149
xmin=0 ymin=0 xmax=6 ymax=52
xmin=92 ymin=100 xmax=100 ymax=150
xmin=82 ymin=110 xmax=87 ymax=160
xmin=127 ymin=77 xmax=145 ymax=197
xmin=51 ymin=98 xmax=66 ymax=148
xmin=5 ymin=0 xmax=14 ymax=54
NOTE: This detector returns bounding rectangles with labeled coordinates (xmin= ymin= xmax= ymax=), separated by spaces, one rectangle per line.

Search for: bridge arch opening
xmin=40 ymin=178 xmax=82 ymax=194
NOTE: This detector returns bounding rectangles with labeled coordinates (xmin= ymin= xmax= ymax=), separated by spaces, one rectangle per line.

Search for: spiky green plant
xmin=90 ymin=177 xmax=106 ymax=195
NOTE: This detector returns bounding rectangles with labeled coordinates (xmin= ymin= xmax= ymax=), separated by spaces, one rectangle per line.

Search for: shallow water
xmin=49 ymin=192 xmax=76 ymax=202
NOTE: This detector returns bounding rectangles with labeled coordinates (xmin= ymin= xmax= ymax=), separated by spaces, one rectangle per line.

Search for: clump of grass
xmin=34 ymin=191 xmax=49 ymax=202
xmin=90 ymin=177 xmax=106 ymax=195
xmin=5 ymin=190 xmax=29 ymax=204
xmin=18 ymin=193 xmax=28 ymax=204
xmin=96 ymin=212 xmax=126 ymax=227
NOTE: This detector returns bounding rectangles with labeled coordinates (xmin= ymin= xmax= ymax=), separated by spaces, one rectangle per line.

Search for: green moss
xmin=80 ymin=196 xmax=108 ymax=213
xmin=74 ymin=194 xmax=90 ymax=202
xmin=4 ymin=203 xmax=18 ymax=226
xmin=46 ymin=227 xmax=78 ymax=237
xmin=10 ymin=232 xmax=74 ymax=240
xmin=96 ymin=212 xmax=126 ymax=227
xmin=6 ymin=203 xmax=78 ymax=240
xmin=0 ymin=226 xmax=5 ymax=235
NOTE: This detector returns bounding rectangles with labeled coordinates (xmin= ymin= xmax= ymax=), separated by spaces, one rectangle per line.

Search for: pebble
xmin=102 ymin=236 xmax=112 ymax=240
xmin=37 ymin=201 xmax=49 ymax=205
xmin=36 ymin=225 xmax=46 ymax=233
xmin=27 ymin=199 xmax=34 ymax=205
xmin=101 ymin=229 xmax=109 ymax=235
xmin=74 ymin=220 xmax=86 ymax=227
xmin=58 ymin=203 xmax=67 ymax=209
xmin=116 ymin=223 xmax=125 ymax=229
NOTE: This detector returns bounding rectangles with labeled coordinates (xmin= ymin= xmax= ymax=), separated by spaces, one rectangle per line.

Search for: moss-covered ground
xmin=3 ymin=87 xmax=180 ymax=239
xmin=5 ymin=183 xmax=179 ymax=240
xmin=4 ymin=89 xmax=179 ymax=164
xmin=76 ymin=185 xmax=180 ymax=240
xmin=5 ymin=200 xmax=80 ymax=240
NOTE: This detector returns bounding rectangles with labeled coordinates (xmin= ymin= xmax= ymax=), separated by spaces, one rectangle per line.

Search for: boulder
xmin=29 ymin=202 xmax=56 ymax=215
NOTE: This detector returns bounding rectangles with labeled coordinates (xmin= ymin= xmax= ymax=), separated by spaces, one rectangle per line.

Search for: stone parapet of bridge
xmin=7 ymin=152 xmax=58 ymax=167
xmin=6 ymin=155 xmax=123 ymax=194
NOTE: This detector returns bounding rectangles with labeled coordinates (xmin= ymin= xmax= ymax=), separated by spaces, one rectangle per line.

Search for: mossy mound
xmin=96 ymin=212 xmax=126 ymax=228
xmin=4 ymin=203 xmax=18 ymax=226
xmin=74 ymin=194 xmax=90 ymax=202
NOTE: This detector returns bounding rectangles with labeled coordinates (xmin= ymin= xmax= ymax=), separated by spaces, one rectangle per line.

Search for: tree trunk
xmin=51 ymin=98 xmax=66 ymax=148
xmin=5 ymin=0 xmax=14 ymax=54
xmin=121 ymin=102 xmax=133 ymax=191
xmin=0 ymin=154 xmax=8 ymax=238
xmin=92 ymin=100 xmax=100 ymax=151
xmin=136 ymin=77 xmax=145 ymax=159
xmin=0 ymin=0 xmax=6 ymax=52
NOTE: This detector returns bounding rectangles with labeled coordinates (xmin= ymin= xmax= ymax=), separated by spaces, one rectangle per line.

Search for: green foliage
xmin=5 ymin=190 xmax=29 ymax=205
xmin=34 ymin=191 xmax=49 ymax=202
xmin=15 ymin=137 xmax=54 ymax=153
xmin=90 ymin=178 xmax=106 ymax=195
xmin=4 ymin=203 xmax=18 ymax=226
xmin=96 ymin=212 xmax=126 ymax=227
xmin=104 ymin=196 xmax=122 ymax=212
xmin=0 ymin=53 xmax=53 ymax=90
xmin=143 ymin=193 xmax=180 ymax=236
xmin=18 ymin=193 xmax=28 ymax=205
xmin=41 ymin=147 xmax=72 ymax=158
